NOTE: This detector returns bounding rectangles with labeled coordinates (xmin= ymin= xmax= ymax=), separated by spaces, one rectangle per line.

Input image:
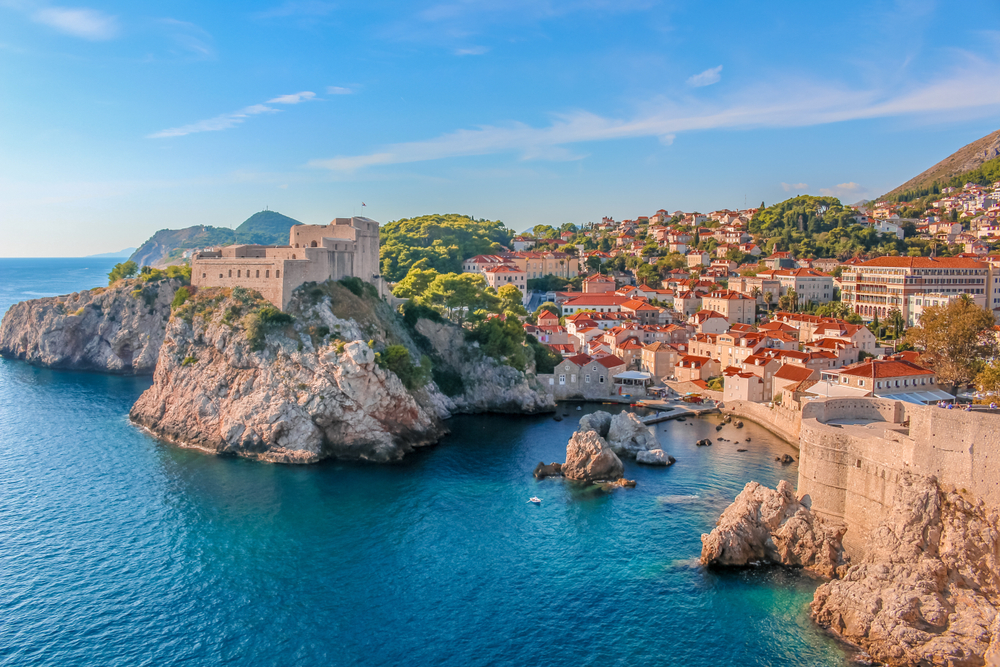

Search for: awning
xmin=876 ymin=389 xmax=954 ymax=405
xmin=615 ymin=371 xmax=653 ymax=380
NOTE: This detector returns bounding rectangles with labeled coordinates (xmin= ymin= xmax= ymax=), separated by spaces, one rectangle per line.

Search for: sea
xmin=0 ymin=258 xmax=854 ymax=666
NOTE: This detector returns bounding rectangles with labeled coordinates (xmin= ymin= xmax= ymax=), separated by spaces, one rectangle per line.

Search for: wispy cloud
xmin=820 ymin=182 xmax=863 ymax=197
xmin=155 ymin=18 xmax=213 ymax=59
xmin=687 ymin=65 xmax=722 ymax=88
xmin=253 ymin=1 xmax=337 ymax=20
xmin=149 ymin=92 xmax=316 ymax=139
xmin=309 ymin=57 xmax=1000 ymax=172
xmin=327 ymin=85 xmax=353 ymax=94
xmin=781 ymin=182 xmax=808 ymax=192
xmin=455 ymin=45 xmax=489 ymax=56
xmin=31 ymin=6 xmax=119 ymax=40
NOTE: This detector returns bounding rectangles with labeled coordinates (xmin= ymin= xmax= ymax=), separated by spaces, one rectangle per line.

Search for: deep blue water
xmin=0 ymin=259 xmax=852 ymax=666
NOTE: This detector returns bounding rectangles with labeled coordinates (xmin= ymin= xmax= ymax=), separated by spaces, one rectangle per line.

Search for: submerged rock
xmin=0 ymin=278 xmax=183 ymax=374
xmin=562 ymin=430 xmax=624 ymax=483
xmin=700 ymin=480 xmax=846 ymax=578
xmin=533 ymin=462 xmax=563 ymax=479
xmin=635 ymin=449 xmax=675 ymax=466
xmin=811 ymin=475 xmax=1000 ymax=667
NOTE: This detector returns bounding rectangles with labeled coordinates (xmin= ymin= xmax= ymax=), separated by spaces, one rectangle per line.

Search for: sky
xmin=1 ymin=0 xmax=1000 ymax=256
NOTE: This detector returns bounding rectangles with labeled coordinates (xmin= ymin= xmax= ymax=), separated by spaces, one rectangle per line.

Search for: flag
xmin=362 ymin=202 xmax=366 ymax=207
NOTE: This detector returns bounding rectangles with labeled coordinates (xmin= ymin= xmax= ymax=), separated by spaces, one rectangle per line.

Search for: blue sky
xmin=1 ymin=0 xmax=999 ymax=256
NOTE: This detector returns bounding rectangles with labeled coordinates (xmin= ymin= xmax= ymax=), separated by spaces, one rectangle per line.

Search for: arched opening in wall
xmin=256 ymin=270 xmax=260 ymax=278
xmin=311 ymin=241 xmax=317 ymax=247
xmin=219 ymin=274 xmax=223 ymax=278
xmin=276 ymin=270 xmax=280 ymax=278
xmin=295 ymin=243 xmax=299 ymax=248
xmin=202 ymin=273 xmax=206 ymax=278
xmin=265 ymin=270 xmax=270 ymax=278
xmin=228 ymin=270 xmax=232 ymax=277
xmin=237 ymin=270 xmax=241 ymax=278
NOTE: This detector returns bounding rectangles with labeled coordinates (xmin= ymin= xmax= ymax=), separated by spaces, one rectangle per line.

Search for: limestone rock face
xmin=0 ymin=278 xmax=182 ymax=374
xmin=607 ymin=411 xmax=659 ymax=457
xmin=635 ymin=449 xmax=675 ymax=466
xmin=700 ymin=480 xmax=846 ymax=577
xmin=414 ymin=318 xmax=555 ymax=414
xmin=130 ymin=287 xmax=455 ymax=463
xmin=578 ymin=411 xmax=613 ymax=438
xmin=811 ymin=476 xmax=1000 ymax=667
xmin=562 ymin=430 xmax=624 ymax=483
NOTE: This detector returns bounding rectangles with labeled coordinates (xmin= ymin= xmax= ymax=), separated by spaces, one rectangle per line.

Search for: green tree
xmin=974 ymin=359 xmax=1000 ymax=397
xmin=905 ymin=296 xmax=998 ymax=387
xmin=392 ymin=261 xmax=440 ymax=299
xmin=585 ymin=255 xmax=603 ymax=273
xmin=379 ymin=214 xmax=513 ymax=282
xmin=497 ymin=284 xmax=528 ymax=316
xmin=886 ymin=308 xmax=905 ymax=340
xmin=417 ymin=273 xmax=499 ymax=322
xmin=533 ymin=302 xmax=559 ymax=321
xmin=108 ymin=260 xmax=139 ymax=284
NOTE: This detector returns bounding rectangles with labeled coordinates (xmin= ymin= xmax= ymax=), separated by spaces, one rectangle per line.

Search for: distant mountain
xmin=129 ymin=210 xmax=302 ymax=268
xmin=86 ymin=247 xmax=136 ymax=259
xmin=884 ymin=129 xmax=1000 ymax=200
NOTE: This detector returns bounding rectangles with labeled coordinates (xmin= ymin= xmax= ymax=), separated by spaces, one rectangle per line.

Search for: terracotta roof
xmin=595 ymin=356 xmax=626 ymax=369
xmin=773 ymin=365 xmax=816 ymax=382
xmin=565 ymin=353 xmax=593 ymax=366
xmin=854 ymin=257 xmax=987 ymax=269
xmin=838 ymin=359 xmax=934 ymax=378
xmin=563 ymin=295 xmax=632 ymax=307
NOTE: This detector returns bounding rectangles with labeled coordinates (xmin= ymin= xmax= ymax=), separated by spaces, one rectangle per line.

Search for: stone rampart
xmin=796 ymin=397 xmax=1000 ymax=558
xmin=721 ymin=400 xmax=801 ymax=445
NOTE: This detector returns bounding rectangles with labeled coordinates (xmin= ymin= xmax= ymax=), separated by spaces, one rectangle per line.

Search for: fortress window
xmin=219 ymin=274 xmax=223 ymax=278
xmin=266 ymin=270 xmax=270 ymax=278
xmin=311 ymin=241 xmax=317 ymax=247
xmin=292 ymin=255 xmax=296 ymax=259
xmin=276 ymin=270 xmax=280 ymax=278
xmin=228 ymin=270 xmax=232 ymax=277
xmin=256 ymin=270 xmax=260 ymax=278
xmin=202 ymin=273 xmax=206 ymax=278
xmin=237 ymin=270 xmax=241 ymax=278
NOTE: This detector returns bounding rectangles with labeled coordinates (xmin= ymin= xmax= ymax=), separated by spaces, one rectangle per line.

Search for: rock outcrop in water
xmin=700 ymin=480 xmax=847 ymax=578
xmin=607 ymin=411 xmax=660 ymax=457
xmin=0 ymin=278 xmax=183 ymax=374
xmin=129 ymin=282 xmax=553 ymax=463
xmin=562 ymin=430 xmax=624 ymax=483
xmin=811 ymin=475 xmax=1000 ymax=667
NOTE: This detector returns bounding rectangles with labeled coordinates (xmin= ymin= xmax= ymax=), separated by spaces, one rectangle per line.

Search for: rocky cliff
xmin=0 ymin=278 xmax=182 ymax=374
xmin=700 ymin=480 xmax=847 ymax=578
xmin=129 ymin=282 xmax=553 ymax=463
xmin=811 ymin=475 xmax=1000 ymax=667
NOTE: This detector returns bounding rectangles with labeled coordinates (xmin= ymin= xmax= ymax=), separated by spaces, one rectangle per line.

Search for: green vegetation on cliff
xmin=379 ymin=214 xmax=513 ymax=283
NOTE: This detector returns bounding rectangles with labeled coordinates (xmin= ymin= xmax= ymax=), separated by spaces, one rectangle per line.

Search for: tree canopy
xmin=904 ymin=296 xmax=998 ymax=387
xmin=380 ymin=214 xmax=514 ymax=282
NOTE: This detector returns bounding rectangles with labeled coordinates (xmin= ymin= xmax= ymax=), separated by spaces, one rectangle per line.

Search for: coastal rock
xmin=562 ymin=430 xmax=624 ymax=483
xmin=130 ymin=284 xmax=455 ymax=463
xmin=606 ymin=411 xmax=659 ymax=457
xmin=414 ymin=318 xmax=554 ymax=415
xmin=578 ymin=410 xmax=613 ymax=438
xmin=0 ymin=278 xmax=182 ymax=374
xmin=635 ymin=449 xmax=675 ymax=466
xmin=700 ymin=480 xmax=846 ymax=577
xmin=811 ymin=475 xmax=1000 ymax=667
xmin=533 ymin=462 xmax=563 ymax=478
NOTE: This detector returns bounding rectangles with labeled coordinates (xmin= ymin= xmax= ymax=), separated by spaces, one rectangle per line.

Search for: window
xmin=559 ymin=374 xmax=566 ymax=385
xmin=276 ymin=270 xmax=280 ymax=278
xmin=202 ymin=273 xmax=206 ymax=278
xmin=228 ymin=270 xmax=232 ymax=277
xmin=585 ymin=374 xmax=591 ymax=383
xmin=599 ymin=376 xmax=605 ymax=383
xmin=876 ymin=381 xmax=882 ymax=388
xmin=256 ymin=270 xmax=260 ymax=278
xmin=219 ymin=273 xmax=223 ymax=278
xmin=859 ymin=380 xmax=865 ymax=387
xmin=237 ymin=270 xmax=241 ymax=278
xmin=311 ymin=241 xmax=317 ymax=247
xmin=548 ymin=378 xmax=554 ymax=386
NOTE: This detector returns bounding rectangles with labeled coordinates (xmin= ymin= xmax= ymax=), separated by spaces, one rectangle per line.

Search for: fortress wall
xmin=192 ymin=259 xmax=285 ymax=311
xmin=797 ymin=398 xmax=1000 ymax=558
xmin=721 ymin=400 xmax=800 ymax=444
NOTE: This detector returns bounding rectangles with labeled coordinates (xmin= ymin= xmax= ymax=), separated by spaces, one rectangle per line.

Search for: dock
xmin=635 ymin=399 xmax=720 ymax=424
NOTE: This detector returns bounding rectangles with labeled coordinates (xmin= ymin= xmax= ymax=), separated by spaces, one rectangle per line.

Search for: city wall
xmin=796 ymin=398 xmax=1000 ymax=558
xmin=720 ymin=400 xmax=801 ymax=447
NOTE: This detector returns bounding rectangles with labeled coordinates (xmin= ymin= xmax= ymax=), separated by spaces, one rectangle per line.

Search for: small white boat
xmin=528 ymin=497 xmax=541 ymax=504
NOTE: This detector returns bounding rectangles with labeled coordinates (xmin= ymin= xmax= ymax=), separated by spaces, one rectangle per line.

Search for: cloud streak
xmin=148 ymin=91 xmax=316 ymax=138
xmin=31 ymin=6 xmax=119 ymax=40
xmin=781 ymin=182 xmax=808 ymax=192
xmin=687 ymin=65 xmax=722 ymax=88
xmin=309 ymin=58 xmax=1000 ymax=171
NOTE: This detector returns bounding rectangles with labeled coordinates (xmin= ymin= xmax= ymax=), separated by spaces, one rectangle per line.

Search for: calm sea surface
xmin=0 ymin=258 xmax=852 ymax=666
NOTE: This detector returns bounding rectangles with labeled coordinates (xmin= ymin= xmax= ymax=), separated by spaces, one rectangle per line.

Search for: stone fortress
xmin=191 ymin=216 xmax=384 ymax=310
xmin=726 ymin=396 xmax=1000 ymax=558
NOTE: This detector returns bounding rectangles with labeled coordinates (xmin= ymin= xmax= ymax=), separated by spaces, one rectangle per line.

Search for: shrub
xmin=165 ymin=264 xmax=192 ymax=283
xmin=432 ymin=367 xmax=465 ymax=397
xmin=527 ymin=335 xmax=561 ymax=374
xmin=108 ymin=261 xmax=138 ymax=285
xmin=375 ymin=344 xmax=430 ymax=390
xmin=70 ymin=307 xmax=85 ymax=317
xmin=171 ymin=287 xmax=190 ymax=310
xmin=400 ymin=301 xmax=443 ymax=327
xmin=181 ymin=356 xmax=198 ymax=366
xmin=242 ymin=305 xmax=293 ymax=351
xmin=336 ymin=341 xmax=346 ymax=354
xmin=339 ymin=276 xmax=366 ymax=297
xmin=467 ymin=316 xmax=528 ymax=370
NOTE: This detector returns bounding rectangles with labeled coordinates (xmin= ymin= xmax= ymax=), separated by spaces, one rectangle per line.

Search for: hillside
xmin=885 ymin=128 xmax=1000 ymax=200
xmin=129 ymin=210 xmax=302 ymax=268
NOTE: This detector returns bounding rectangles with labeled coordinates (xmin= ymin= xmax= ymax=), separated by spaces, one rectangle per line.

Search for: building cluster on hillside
xmin=454 ymin=203 xmax=1000 ymax=404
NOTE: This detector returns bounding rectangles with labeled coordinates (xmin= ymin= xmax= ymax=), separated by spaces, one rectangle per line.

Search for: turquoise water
xmin=0 ymin=259 xmax=852 ymax=666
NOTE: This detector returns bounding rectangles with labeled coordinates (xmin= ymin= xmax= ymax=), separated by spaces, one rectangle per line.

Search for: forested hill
xmin=379 ymin=214 xmax=514 ymax=283
xmin=749 ymin=195 xmax=905 ymax=259
xmin=130 ymin=210 xmax=301 ymax=268
xmin=884 ymin=129 xmax=1000 ymax=202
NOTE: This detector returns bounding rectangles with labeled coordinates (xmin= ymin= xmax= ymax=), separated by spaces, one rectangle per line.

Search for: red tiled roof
xmin=838 ymin=359 xmax=934 ymax=378
xmin=773 ymin=365 xmax=816 ymax=382
xmin=854 ymin=257 xmax=987 ymax=269
xmin=596 ymin=356 xmax=626 ymax=369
